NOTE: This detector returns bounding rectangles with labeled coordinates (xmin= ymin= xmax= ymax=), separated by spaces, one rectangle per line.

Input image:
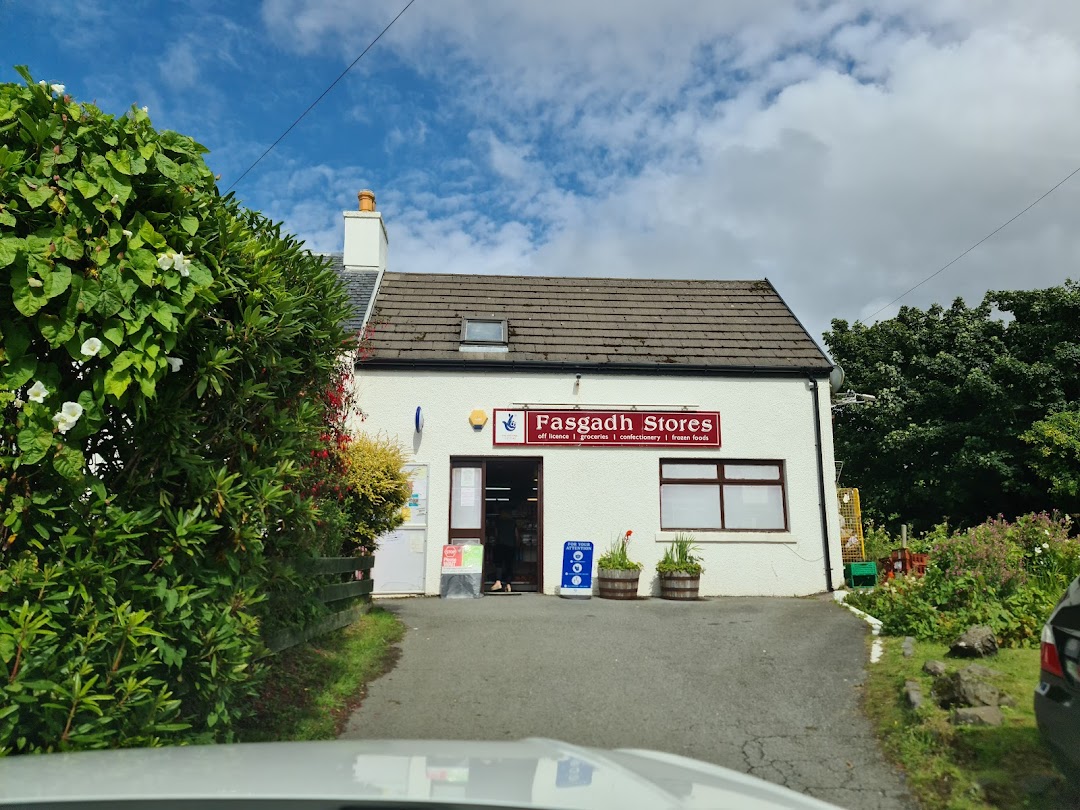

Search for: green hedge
xmin=0 ymin=68 xmax=352 ymax=753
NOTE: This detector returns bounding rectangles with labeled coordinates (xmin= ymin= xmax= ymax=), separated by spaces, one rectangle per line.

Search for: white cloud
xmin=385 ymin=120 xmax=427 ymax=152
xmin=259 ymin=1 xmax=1080 ymax=343
xmin=246 ymin=162 xmax=374 ymax=253
xmin=482 ymin=133 xmax=536 ymax=184
xmin=159 ymin=40 xmax=200 ymax=90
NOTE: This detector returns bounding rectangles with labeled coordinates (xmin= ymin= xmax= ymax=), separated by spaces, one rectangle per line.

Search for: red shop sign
xmin=492 ymin=409 xmax=721 ymax=447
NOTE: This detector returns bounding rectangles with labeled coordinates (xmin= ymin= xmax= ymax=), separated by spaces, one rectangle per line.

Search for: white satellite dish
xmin=829 ymin=365 xmax=846 ymax=394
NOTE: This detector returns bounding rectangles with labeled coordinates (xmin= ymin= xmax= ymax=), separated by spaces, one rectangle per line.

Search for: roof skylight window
xmin=461 ymin=318 xmax=507 ymax=346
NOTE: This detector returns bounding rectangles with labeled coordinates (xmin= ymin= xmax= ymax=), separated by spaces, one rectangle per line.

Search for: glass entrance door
xmin=449 ymin=462 xmax=485 ymax=546
xmin=450 ymin=457 xmax=542 ymax=592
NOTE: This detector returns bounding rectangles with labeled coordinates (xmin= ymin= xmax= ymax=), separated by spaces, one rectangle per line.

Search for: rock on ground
xmin=962 ymin=664 xmax=1003 ymax=679
xmin=934 ymin=666 xmax=1001 ymax=708
xmin=922 ymin=660 xmax=947 ymax=676
xmin=950 ymin=625 xmax=998 ymax=658
xmin=903 ymin=680 xmax=924 ymax=710
xmin=952 ymin=706 xmax=1004 ymax=726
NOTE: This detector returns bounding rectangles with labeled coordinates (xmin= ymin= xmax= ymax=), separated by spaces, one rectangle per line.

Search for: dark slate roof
xmin=324 ymin=254 xmax=378 ymax=335
xmin=362 ymin=272 xmax=831 ymax=373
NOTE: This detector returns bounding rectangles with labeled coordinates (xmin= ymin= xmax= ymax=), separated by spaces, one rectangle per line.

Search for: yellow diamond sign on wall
xmin=469 ymin=409 xmax=488 ymax=428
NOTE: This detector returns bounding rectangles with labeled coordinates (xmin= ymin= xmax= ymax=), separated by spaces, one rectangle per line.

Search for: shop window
xmin=460 ymin=318 xmax=507 ymax=346
xmin=659 ymin=460 xmax=787 ymax=531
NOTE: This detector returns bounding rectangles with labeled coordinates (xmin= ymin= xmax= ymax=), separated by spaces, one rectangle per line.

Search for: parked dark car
xmin=1035 ymin=575 xmax=1080 ymax=784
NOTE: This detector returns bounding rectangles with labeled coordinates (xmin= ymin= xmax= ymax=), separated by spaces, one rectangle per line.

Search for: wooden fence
xmin=263 ymin=555 xmax=375 ymax=654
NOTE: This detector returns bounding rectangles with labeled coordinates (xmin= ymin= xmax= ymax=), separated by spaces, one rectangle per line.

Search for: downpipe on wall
xmin=809 ymin=376 xmax=835 ymax=592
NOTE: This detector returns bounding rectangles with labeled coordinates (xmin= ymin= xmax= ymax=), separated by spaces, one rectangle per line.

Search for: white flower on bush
xmin=1043 ymin=542 xmax=1050 ymax=550
xmin=52 ymin=401 xmax=84 ymax=434
xmin=166 ymin=356 xmax=183 ymax=372
xmin=12 ymin=397 xmax=25 ymax=409
xmin=80 ymin=337 xmax=103 ymax=358
xmin=1034 ymin=546 xmax=1042 ymax=555
xmin=122 ymin=229 xmax=133 ymax=238
xmin=142 ymin=105 xmax=149 ymax=113
xmin=50 ymin=83 xmax=65 ymax=95
xmin=27 ymin=276 xmax=43 ymax=288
xmin=27 ymin=381 xmax=49 ymax=403
xmin=172 ymin=252 xmax=192 ymax=277
xmin=156 ymin=251 xmax=192 ymax=277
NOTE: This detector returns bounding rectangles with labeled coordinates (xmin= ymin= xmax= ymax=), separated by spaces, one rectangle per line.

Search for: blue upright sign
xmin=560 ymin=541 xmax=593 ymax=599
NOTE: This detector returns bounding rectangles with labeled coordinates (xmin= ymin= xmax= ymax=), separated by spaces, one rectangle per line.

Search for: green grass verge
xmin=864 ymin=636 xmax=1077 ymax=809
xmin=237 ymin=607 xmax=405 ymax=742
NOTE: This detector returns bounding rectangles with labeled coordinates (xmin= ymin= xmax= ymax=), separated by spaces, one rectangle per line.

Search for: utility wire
xmin=861 ymin=163 xmax=1080 ymax=323
xmin=224 ymin=0 xmax=418 ymax=193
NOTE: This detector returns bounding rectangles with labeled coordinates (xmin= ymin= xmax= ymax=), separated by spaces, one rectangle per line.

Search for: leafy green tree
xmin=825 ymin=281 xmax=1080 ymax=530
xmin=1023 ymin=409 xmax=1080 ymax=510
xmin=0 ymin=68 xmax=352 ymax=752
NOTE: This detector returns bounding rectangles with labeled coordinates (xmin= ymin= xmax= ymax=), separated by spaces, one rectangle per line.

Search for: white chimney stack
xmin=343 ymin=189 xmax=388 ymax=274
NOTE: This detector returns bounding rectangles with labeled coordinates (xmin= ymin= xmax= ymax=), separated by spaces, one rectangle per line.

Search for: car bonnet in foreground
xmin=0 ymin=738 xmax=842 ymax=810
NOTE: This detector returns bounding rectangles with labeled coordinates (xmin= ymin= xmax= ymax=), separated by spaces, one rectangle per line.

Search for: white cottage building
xmin=336 ymin=191 xmax=844 ymax=598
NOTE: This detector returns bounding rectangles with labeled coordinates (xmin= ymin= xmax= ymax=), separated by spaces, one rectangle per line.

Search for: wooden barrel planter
xmin=659 ymin=572 xmax=700 ymax=600
xmin=597 ymin=568 xmax=641 ymax=600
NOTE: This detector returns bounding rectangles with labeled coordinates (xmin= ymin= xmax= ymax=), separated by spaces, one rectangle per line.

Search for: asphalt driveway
xmin=342 ymin=594 xmax=911 ymax=809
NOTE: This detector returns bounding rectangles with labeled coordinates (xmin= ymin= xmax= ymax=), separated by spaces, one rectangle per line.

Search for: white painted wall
xmin=348 ymin=368 xmax=844 ymax=597
xmin=342 ymin=210 xmax=388 ymax=273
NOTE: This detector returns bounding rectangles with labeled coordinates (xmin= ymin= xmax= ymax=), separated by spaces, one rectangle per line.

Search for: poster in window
xmin=403 ymin=464 xmax=429 ymax=528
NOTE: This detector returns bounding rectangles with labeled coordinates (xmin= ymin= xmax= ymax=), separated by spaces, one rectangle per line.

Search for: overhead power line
xmin=860 ymin=163 xmax=1080 ymax=324
xmin=224 ymin=0 xmax=418 ymax=193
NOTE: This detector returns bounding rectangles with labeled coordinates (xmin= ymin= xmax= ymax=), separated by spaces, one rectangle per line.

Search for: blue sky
xmin=5 ymin=0 xmax=1080 ymax=343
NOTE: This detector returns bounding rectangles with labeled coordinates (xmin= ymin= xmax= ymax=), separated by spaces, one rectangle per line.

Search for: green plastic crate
xmin=844 ymin=561 xmax=877 ymax=588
